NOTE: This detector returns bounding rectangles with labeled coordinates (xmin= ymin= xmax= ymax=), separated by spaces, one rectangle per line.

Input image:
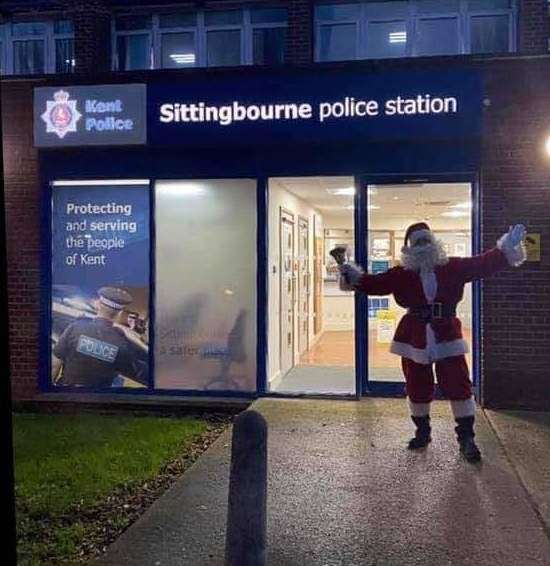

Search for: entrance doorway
xmin=268 ymin=177 xmax=356 ymax=395
xmin=266 ymin=177 xmax=475 ymax=398
xmin=364 ymin=181 xmax=474 ymax=387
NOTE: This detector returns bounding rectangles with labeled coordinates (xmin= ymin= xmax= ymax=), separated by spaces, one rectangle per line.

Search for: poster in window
xmin=51 ymin=182 xmax=150 ymax=389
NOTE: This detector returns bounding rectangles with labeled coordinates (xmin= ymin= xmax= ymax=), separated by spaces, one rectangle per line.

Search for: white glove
xmin=507 ymin=224 xmax=526 ymax=247
xmin=497 ymin=224 xmax=527 ymax=267
xmin=339 ymin=262 xmax=364 ymax=288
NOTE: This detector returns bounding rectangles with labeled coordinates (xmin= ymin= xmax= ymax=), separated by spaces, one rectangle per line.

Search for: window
xmin=205 ymin=11 xmax=243 ymax=67
xmin=113 ymin=7 xmax=288 ymax=70
xmin=315 ymin=0 xmax=516 ymax=61
xmin=114 ymin=15 xmax=153 ymax=70
xmin=251 ymin=8 xmax=287 ymax=65
xmin=0 ymin=20 xmax=74 ymax=75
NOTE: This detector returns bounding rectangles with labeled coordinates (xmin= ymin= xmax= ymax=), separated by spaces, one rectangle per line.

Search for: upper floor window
xmin=315 ymin=0 xmax=517 ymax=62
xmin=0 ymin=20 xmax=75 ymax=75
xmin=113 ymin=7 xmax=288 ymax=70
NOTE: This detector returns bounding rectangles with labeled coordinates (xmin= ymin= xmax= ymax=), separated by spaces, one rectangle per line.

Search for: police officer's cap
xmin=98 ymin=287 xmax=133 ymax=310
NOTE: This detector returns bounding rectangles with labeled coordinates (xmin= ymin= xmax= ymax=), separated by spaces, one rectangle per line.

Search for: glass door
xmin=364 ymin=181 xmax=474 ymax=390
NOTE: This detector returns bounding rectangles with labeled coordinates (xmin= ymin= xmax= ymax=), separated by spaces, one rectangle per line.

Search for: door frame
xmin=279 ymin=207 xmax=296 ymax=379
xmin=356 ymin=173 xmax=481 ymax=400
xmin=297 ymin=215 xmax=310 ymax=357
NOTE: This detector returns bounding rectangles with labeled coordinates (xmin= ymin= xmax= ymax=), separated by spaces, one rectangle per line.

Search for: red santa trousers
xmin=401 ymin=355 xmax=472 ymax=403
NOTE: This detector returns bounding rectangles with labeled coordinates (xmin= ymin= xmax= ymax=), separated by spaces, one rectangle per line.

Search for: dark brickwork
xmin=67 ymin=0 xmax=111 ymax=75
xmin=2 ymin=81 xmax=42 ymax=400
xmin=286 ymin=0 xmax=313 ymax=65
xmin=519 ymin=0 xmax=550 ymax=54
xmin=481 ymin=59 xmax=550 ymax=409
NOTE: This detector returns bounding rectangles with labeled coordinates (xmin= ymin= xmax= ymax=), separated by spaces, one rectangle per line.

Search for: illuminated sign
xmin=149 ymin=69 xmax=482 ymax=147
xmin=34 ymin=84 xmax=146 ymax=147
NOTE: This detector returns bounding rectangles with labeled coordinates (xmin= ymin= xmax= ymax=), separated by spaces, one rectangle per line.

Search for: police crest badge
xmin=41 ymin=89 xmax=82 ymax=139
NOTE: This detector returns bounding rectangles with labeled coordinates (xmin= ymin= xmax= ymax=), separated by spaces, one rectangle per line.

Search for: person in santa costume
xmin=337 ymin=222 xmax=526 ymax=462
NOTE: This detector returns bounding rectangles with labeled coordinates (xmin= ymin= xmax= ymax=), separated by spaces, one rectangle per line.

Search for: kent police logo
xmin=41 ymin=89 xmax=82 ymax=139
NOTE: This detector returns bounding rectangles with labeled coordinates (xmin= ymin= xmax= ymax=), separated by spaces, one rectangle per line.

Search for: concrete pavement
xmin=95 ymin=399 xmax=550 ymax=566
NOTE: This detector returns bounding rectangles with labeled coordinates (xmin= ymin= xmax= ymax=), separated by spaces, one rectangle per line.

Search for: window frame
xmin=112 ymin=17 xmax=154 ymax=71
xmin=112 ymin=7 xmax=288 ymax=70
xmin=314 ymin=0 xmax=517 ymax=62
xmin=204 ymin=10 xmax=246 ymax=68
xmin=0 ymin=19 xmax=75 ymax=75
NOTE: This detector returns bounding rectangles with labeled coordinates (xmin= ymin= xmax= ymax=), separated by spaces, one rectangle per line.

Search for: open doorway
xmin=267 ymin=177 xmax=356 ymax=395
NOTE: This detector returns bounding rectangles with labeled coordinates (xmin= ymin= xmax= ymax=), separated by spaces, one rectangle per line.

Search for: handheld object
xmin=329 ymin=246 xmax=348 ymax=266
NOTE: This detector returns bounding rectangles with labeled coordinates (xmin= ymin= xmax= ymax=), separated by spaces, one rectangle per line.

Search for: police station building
xmin=2 ymin=0 xmax=550 ymax=410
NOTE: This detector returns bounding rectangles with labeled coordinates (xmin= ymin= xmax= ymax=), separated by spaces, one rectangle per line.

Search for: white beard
xmin=400 ymin=240 xmax=449 ymax=273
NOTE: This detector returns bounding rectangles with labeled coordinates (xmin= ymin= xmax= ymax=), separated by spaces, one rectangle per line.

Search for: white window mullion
xmin=152 ymin=14 xmax=160 ymax=69
xmin=44 ymin=22 xmax=52 ymax=72
xmin=358 ymin=3 xmax=366 ymax=60
xmin=460 ymin=0 xmax=470 ymax=54
xmin=243 ymin=9 xmax=252 ymax=65
xmin=513 ymin=0 xmax=518 ymax=52
xmin=314 ymin=22 xmax=321 ymax=61
xmin=111 ymin=18 xmax=118 ymax=70
xmin=409 ymin=0 xmax=417 ymax=57
xmin=198 ymin=11 xmax=206 ymax=67
xmin=0 ymin=24 xmax=7 ymax=74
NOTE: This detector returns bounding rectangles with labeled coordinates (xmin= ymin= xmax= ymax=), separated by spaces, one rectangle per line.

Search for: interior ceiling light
xmin=389 ymin=31 xmax=407 ymax=44
xmin=170 ymin=53 xmax=196 ymax=64
xmin=450 ymin=201 xmax=471 ymax=209
xmin=441 ymin=211 xmax=469 ymax=218
xmin=326 ymin=187 xmax=355 ymax=196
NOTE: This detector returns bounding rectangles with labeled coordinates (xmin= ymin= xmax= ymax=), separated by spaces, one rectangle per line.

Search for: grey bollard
xmin=225 ymin=409 xmax=268 ymax=566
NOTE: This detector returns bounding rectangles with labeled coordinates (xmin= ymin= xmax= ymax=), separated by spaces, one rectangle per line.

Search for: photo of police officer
xmin=52 ymin=286 xmax=149 ymax=388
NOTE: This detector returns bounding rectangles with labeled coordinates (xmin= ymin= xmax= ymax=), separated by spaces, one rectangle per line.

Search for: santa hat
xmin=404 ymin=222 xmax=432 ymax=247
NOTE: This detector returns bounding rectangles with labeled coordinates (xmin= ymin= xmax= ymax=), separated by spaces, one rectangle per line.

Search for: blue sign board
xmin=52 ymin=183 xmax=150 ymax=290
xmin=34 ymin=84 xmax=146 ymax=147
xmin=148 ymin=68 xmax=482 ymax=147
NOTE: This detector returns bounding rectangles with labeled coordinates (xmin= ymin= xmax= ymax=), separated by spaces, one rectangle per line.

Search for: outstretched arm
xmin=458 ymin=224 xmax=526 ymax=283
xmin=339 ymin=263 xmax=396 ymax=296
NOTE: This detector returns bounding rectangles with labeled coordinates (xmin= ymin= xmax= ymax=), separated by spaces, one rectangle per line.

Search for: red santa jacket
xmin=356 ymin=248 xmax=509 ymax=364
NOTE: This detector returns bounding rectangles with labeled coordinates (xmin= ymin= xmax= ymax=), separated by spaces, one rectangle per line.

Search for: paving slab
xmin=95 ymin=399 xmax=550 ymax=566
xmin=485 ymin=409 xmax=550 ymax=532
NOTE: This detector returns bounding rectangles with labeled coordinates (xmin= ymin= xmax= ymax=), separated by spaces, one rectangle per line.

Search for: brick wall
xmin=481 ymin=59 xmax=550 ymax=409
xmin=286 ymin=0 xmax=313 ymax=65
xmin=68 ymin=0 xmax=112 ymax=75
xmin=2 ymin=81 xmax=42 ymax=400
xmin=519 ymin=0 xmax=550 ymax=54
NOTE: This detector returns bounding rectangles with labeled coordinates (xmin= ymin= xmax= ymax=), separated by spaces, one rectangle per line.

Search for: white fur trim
xmin=420 ymin=271 xmax=437 ymax=302
xmin=408 ymin=229 xmax=433 ymax=246
xmin=408 ymin=399 xmax=431 ymax=417
xmin=390 ymin=338 xmax=469 ymax=364
xmin=497 ymin=232 xmax=526 ymax=267
xmin=450 ymin=397 xmax=476 ymax=418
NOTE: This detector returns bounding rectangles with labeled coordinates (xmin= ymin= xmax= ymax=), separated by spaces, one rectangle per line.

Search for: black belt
xmin=407 ymin=303 xmax=457 ymax=322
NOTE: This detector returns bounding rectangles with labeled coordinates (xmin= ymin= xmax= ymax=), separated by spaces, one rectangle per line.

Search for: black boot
xmin=455 ymin=416 xmax=481 ymax=462
xmin=408 ymin=415 xmax=432 ymax=450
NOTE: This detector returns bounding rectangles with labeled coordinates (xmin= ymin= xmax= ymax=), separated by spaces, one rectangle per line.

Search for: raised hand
xmin=508 ymin=224 xmax=526 ymax=247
